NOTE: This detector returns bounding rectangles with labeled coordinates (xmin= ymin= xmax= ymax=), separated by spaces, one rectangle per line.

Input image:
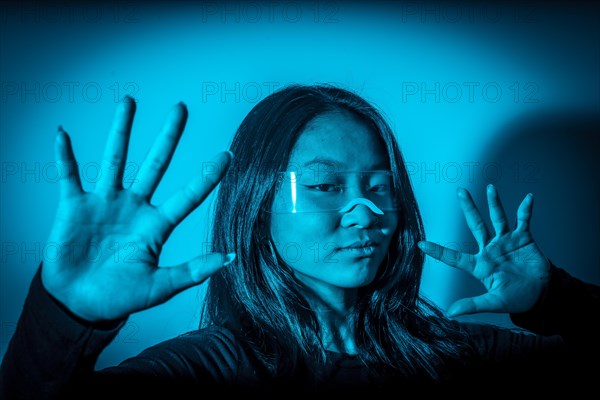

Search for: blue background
xmin=1 ymin=1 xmax=598 ymax=368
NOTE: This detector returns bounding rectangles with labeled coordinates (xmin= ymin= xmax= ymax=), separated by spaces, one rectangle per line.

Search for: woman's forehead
xmin=289 ymin=111 xmax=389 ymax=171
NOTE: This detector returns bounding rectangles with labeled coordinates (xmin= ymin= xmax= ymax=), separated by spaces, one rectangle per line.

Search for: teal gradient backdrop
xmin=1 ymin=1 xmax=598 ymax=368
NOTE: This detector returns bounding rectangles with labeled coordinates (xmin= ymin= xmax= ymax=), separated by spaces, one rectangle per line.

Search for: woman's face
xmin=269 ymin=110 xmax=399 ymax=295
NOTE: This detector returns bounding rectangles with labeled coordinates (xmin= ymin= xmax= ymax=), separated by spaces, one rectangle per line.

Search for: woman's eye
xmin=308 ymin=184 xmax=342 ymax=192
xmin=369 ymin=184 xmax=391 ymax=193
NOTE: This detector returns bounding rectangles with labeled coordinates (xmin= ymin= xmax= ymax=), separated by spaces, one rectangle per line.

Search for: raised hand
xmin=418 ymin=184 xmax=551 ymax=318
xmin=41 ymin=97 xmax=235 ymax=322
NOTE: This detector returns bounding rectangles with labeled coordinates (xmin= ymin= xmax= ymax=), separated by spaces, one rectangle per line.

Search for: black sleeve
xmin=510 ymin=261 xmax=600 ymax=347
xmin=0 ymin=264 xmax=263 ymax=399
xmin=0 ymin=264 xmax=125 ymax=400
xmin=461 ymin=261 xmax=600 ymax=391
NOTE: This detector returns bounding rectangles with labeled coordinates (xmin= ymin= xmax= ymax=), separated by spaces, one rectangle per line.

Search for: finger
xmin=158 ymin=151 xmax=233 ymax=226
xmin=486 ymin=184 xmax=510 ymax=236
xmin=417 ymin=241 xmax=474 ymax=274
xmin=96 ymin=96 xmax=136 ymax=193
xmin=152 ymin=253 xmax=236 ymax=300
xmin=55 ymin=126 xmax=83 ymax=198
xmin=446 ymin=293 xmax=504 ymax=318
xmin=515 ymin=193 xmax=534 ymax=232
xmin=129 ymin=102 xmax=188 ymax=199
xmin=457 ymin=187 xmax=490 ymax=247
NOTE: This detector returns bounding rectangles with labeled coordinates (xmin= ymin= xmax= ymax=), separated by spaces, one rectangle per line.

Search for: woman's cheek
xmin=272 ymin=215 xmax=337 ymax=266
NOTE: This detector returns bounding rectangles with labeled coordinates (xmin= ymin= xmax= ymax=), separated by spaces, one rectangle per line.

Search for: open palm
xmin=418 ymin=185 xmax=551 ymax=318
xmin=42 ymin=97 xmax=234 ymax=322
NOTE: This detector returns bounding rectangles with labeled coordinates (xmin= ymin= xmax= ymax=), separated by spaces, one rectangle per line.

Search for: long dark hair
xmin=200 ymin=84 xmax=472 ymax=382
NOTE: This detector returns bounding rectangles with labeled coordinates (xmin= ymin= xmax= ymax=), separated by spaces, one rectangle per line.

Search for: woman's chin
xmin=323 ymin=262 xmax=381 ymax=289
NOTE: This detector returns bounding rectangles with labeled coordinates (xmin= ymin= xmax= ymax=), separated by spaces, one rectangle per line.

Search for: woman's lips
xmin=336 ymin=245 xmax=377 ymax=257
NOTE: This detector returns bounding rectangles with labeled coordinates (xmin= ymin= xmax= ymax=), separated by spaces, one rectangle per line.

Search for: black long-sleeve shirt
xmin=1 ymin=261 xmax=599 ymax=398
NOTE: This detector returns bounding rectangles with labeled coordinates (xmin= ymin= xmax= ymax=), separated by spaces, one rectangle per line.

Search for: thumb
xmin=153 ymin=252 xmax=236 ymax=298
xmin=446 ymin=293 xmax=502 ymax=318
xmin=446 ymin=298 xmax=476 ymax=319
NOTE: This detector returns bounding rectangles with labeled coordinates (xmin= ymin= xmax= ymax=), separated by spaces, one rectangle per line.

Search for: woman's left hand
xmin=418 ymin=184 xmax=551 ymax=318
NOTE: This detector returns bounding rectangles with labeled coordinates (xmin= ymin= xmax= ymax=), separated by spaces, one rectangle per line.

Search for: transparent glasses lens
xmin=270 ymin=170 xmax=399 ymax=213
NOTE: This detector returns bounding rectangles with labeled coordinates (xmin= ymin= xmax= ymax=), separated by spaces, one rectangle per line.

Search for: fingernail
xmin=487 ymin=184 xmax=494 ymax=191
xmin=456 ymin=187 xmax=466 ymax=198
xmin=226 ymin=150 xmax=234 ymax=160
xmin=223 ymin=253 xmax=236 ymax=267
xmin=57 ymin=125 xmax=66 ymax=138
xmin=446 ymin=304 xmax=459 ymax=319
xmin=417 ymin=241 xmax=425 ymax=250
xmin=56 ymin=126 xmax=67 ymax=142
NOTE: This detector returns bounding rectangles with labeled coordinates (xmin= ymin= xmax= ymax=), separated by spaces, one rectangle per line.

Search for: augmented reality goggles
xmin=269 ymin=170 xmax=400 ymax=214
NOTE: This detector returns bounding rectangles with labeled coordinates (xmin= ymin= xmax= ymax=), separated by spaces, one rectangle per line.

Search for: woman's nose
xmin=340 ymin=203 xmax=380 ymax=229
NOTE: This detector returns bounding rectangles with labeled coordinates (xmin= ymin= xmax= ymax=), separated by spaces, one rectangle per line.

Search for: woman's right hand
xmin=41 ymin=97 xmax=234 ymax=322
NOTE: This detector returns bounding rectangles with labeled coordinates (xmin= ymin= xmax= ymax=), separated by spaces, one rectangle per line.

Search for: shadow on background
xmin=452 ymin=109 xmax=600 ymax=326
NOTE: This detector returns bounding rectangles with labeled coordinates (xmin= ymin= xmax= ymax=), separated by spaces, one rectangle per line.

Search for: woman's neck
xmin=319 ymin=312 xmax=358 ymax=355
xmin=296 ymin=281 xmax=359 ymax=354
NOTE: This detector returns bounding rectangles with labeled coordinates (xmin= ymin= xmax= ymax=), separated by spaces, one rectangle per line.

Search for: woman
xmin=1 ymin=85 xmax=598 ymax=397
